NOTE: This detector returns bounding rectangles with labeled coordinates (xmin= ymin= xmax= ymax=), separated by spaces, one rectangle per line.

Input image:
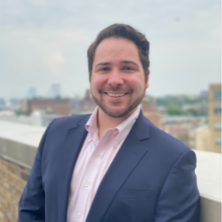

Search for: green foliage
xmin=15 ymin=110 xmax=28 ymax=116
xmin=167 ymin=104 xmax=184 ymax=115
xmin=185 ymin=109 xmax=199 ymax=116
xmin=157 ymin=95 xmax=207 ymax=116
xmin=156 ymin=96 xmax=207 ymax=107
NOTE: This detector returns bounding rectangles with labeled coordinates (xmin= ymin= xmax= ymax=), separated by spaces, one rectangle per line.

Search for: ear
xmin=146 ymin=71 xmax=150 ymax=88
xmin=88 ymin=89 xmax=93 ymax=99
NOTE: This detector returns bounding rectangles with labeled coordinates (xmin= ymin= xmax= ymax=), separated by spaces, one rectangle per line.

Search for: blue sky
xmin=0 ymin=0 xmax=220 ymax=99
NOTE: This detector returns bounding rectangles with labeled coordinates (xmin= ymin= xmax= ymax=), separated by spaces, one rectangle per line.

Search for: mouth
xmin=104 ymin=92 xmax=129 ymax=97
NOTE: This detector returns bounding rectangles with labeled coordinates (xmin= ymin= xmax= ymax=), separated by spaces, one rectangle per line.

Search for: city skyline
xmin=0 ymin=83 xmax=210 ymax=101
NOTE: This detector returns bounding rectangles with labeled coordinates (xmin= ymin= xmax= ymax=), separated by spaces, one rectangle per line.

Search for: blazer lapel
xmin=56 ymin=116 xmax=89 ymax=222
xmin=86 ymin=112 xmax=151 ymax=222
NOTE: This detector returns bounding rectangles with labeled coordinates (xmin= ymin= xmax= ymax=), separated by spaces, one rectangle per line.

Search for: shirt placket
xmin=72 ymin=134 xmax=96 ymax=221
xmin=75 ymin=132 xmax=104 ymax=221
xmin=82 ymin=130 xmax=117 ymax=220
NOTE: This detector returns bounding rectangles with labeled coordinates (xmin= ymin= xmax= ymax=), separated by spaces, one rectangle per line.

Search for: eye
xmin=122 ymin=66 xmax=134 ymax=71
xmin=99 ymin=67 xmax=110 ymax=72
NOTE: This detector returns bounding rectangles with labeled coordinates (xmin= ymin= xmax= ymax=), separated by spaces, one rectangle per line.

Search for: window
xmin=214 ymin=137 xmax=221 ymax=146
xmin=214 ymin=106 xmax=221 ymax=116
xmin=214 ymin=121 xmax=221 ymax=131
xmin=214 ymin=89 xmax=221 ymax=100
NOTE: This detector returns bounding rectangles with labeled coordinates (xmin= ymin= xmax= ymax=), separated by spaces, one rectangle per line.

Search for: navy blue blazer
xmin=18 ymin=111 xmax=200 ymax=222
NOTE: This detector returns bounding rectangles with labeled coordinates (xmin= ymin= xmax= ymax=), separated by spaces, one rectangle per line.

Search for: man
xmin=18 ymin=24 xmax=200 ymax=222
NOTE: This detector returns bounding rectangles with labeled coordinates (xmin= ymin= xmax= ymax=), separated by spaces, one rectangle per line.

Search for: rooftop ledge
xmin=0 ymin=120 xmax=221 ymax=221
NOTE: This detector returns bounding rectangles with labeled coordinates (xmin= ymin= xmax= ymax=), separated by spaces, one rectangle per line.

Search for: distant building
xmin=9 ymin=98 xmax=20 ymax=110
xmin=208 ymin=83 xmax=221 ymax=153
xmin=142 ymin=96 xmax=161 ymax=127
xmin=28 ymin=87 xmax=37 ymax=99
xmin=51 ymin=84 xmax=61 ymax=98
xmin=29 ymin=110 xmax=60 ymax=127
xmin=188 ymin=125 xmax=210 ymax=151
xmin=182 ymin=102 xmax=208 ymax=116
xmin=0 ymin=109 xmax=59 ymax=127
xmin=160 ymin=116 xmax=207 ymax=145
xmin=0 ymin=98 xmax=6 ymax=110
xmin=200 ymin=90 xmax=208 ymax=98
xmin=0 ymin=111 xmax=17 ymax=122
xmin=73 ymin=90 xmax=97 ymax=114
xmin=22 ymin=98 xmax=72 ymax=116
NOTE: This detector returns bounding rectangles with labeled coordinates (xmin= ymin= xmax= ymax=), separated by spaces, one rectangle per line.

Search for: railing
xmin=0 ymin=120 xmax=221 ymax=221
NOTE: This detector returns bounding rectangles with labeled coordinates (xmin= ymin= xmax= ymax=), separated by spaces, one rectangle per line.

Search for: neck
xmin=97 ymin=107 xmax=137 ymax=139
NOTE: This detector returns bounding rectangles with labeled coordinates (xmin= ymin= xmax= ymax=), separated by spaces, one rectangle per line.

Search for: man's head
xmin=88 ymin=24 xmax=150 ymax=119
xmin=87 ymin=24 xmax=150 ymax=82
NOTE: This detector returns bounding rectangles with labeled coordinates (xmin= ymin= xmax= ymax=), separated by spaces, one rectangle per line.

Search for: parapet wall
xmin=0 ymin=121 xmax=44 ymax=222
xmin=0 ymin=120 xmax=221 ymax=222
xmin=0 ymin=156 xmax=29 ymax=222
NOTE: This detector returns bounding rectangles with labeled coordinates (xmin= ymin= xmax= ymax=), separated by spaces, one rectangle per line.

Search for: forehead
xmin=93 ymin=37 xmax=141 ymax=65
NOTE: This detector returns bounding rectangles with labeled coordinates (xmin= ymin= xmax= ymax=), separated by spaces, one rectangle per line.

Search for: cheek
xmin=127 ymin=77 xmax=145 ymax=92
xmin=90 ymin=76 xmax=105 ymax=92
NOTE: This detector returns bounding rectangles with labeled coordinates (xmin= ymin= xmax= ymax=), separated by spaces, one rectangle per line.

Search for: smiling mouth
xmin=104 ymin=92 xmax=129 ymax=97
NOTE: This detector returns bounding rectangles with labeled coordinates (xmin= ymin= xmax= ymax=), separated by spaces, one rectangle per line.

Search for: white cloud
xmin=29 ymin=29 xmax=91 ymax=77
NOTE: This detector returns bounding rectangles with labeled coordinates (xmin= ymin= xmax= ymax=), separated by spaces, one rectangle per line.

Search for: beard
xmin=91 ymin=88 xmax=146 ymax=118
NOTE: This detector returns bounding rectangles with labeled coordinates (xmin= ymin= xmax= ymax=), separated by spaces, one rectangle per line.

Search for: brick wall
xmin=0 ymin=156 xmax=30 ymax=222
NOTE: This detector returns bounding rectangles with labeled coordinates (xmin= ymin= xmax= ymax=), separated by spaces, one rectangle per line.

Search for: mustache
xmin=99 ymin=86 xmax=132 ymax=92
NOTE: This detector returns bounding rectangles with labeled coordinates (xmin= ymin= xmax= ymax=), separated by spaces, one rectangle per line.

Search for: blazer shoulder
xmin=146 ymin=117 xmax=191 ymax=155
xmin=50 ymin=114 xmax=91 ymax=130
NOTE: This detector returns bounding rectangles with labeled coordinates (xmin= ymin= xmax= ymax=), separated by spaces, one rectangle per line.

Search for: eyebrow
xmin=95 ymin=62 xmax=110 ymax=69
xmin=121 ymin=61 xmax=139 ymax=67
xmin=95 ymin=61 xmax=139 ymax=69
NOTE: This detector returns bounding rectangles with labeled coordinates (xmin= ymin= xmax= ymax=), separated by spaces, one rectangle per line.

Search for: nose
xmin=107 ymin=68 xmax=124 ymax=87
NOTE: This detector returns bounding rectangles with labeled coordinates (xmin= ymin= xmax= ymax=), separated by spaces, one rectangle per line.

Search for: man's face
xmin=90 ymin=37 xmax=149 ymax=118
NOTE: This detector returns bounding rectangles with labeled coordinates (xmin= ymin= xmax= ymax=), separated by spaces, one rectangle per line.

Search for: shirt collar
xmin=85 ymin=106 xmax=141 ymax=142
xmin=85 ymin=106 xmax=99 ymax=134
xmin=114 ymin=106 xmax=140 ymax=144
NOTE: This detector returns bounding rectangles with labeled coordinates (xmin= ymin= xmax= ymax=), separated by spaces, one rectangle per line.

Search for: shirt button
xmin=94 ymin=153 xmax=99 ymax=158
xmin=85 ymin=182 xmax=90 ymax=187
xmin=77 ymin=212 xmax=81 ymax=217
xmin=114 ymin=141 xmax=118 ymax=145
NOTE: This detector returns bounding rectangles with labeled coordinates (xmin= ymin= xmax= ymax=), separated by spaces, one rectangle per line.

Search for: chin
xmin=92 ymin=93 xmax=142 ymax=118
xmin=103 ymin=109 xmax=127 ymax=118
xmin=99 ymin=104 xmax=137 ymax=118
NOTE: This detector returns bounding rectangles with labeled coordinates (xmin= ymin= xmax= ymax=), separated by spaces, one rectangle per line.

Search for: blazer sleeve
xmin=155 ymin=149 xmax=200 ymax=222
xmin=17 ymin=121 xmax=53 ymax=222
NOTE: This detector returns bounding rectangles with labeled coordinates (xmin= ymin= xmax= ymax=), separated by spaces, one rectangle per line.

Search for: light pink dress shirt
xmin=67 ymin=106 xmax=140 ymax=222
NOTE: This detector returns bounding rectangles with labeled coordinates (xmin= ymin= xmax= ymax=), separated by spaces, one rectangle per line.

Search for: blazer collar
xmin=57 ymin=115 xmax=90 ymax=221
xmin=130 ymin=109 xmax=150 ymax=140
xmin=67 ymin=114 xmax=91 ymax=129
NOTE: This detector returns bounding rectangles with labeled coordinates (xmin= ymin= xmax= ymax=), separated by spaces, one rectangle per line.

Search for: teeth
xmin=107 ymin=93 xmax=125 ymax=97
